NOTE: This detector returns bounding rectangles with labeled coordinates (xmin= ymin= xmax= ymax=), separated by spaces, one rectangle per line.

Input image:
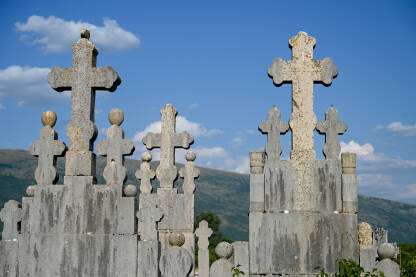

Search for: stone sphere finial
xmin=377 ymin=243 xmax=395 ymax=260
xmin=26 ymin=186 xmax=35 ymax=197
xmin=81 ymin=29 xmax=90 ymax=40
xmin=168 ymin=232 xmax=185 ymax=247
xmin=41 ymin=110 xmax=57 ymax=127
xmin=215 ymin=242 xmax=233 ymax=259
xmin=108 ymin=108 xmax=124 ymax=126
xmin=141 ymin=152 xmax=152 ymax=162
xmin=185 ymin=151 xmax=196 ymax=162
xmin=358 ymin=222 xmax=373 ymax=246
xmin=123 ymin=184 xmax=137 ymax=197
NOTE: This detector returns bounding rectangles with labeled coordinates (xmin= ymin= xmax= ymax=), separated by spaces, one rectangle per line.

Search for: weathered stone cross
xmin=29 ymin=111 xmax=66 ymax=185
xmin=259 ymin=106 xmax=289 ymax=162
xmin=142 ymin=104 xmax=193 ymax=191
xmin=0 ymin=200 xmax=22 ymax=240
xmin=179 ymin=151 xmax=200 ymax=194
xmin=316 ymin=106 xmax=347 ymax=160
xmin=47 ymin=29 xmax=121 ymax=176
xmin=195 ymin=220 xmax=212 ymax=249
xmin=135 ymin=152 xmax=156 ymax=194
xmin=137 ymin=204 xmax=164 ymax=241
xmin=268 ymin=31 xmax=338 ymax=162
xmin=97 ymin=109 xmax=134 ymax=185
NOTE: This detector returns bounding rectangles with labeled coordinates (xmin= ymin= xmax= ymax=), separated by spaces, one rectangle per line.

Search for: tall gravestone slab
xmin=249 ymin=31 xmax=358 ymax=276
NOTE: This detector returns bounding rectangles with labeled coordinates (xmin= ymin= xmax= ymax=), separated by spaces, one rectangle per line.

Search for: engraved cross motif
xmin=137 ymin=204 xmax=164 ymax=241
xmin=268 ymin=31 xmax=338 ymax=161
xmin=316 ymin=106 xmax=347 ymax=160
xmin=0 ymin=200 xmax=22 ymax=240
xmin=47 ymin=30 xmax=121 ymax=176
xmin=195 ymin=220 xmax=212 ymax=249
xmin=259 ymin=106 xmax=289 ymax=162
xmin=142 ymin=104 xmax=193 ymax=191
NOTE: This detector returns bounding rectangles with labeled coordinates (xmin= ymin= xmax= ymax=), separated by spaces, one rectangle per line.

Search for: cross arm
xmin=28 ymin=141 xmax=41 ymax=156
xmin=92 ymin=66 xmax=121 ymax=92
xmin=268 ymin=58 xmax=293 ymax=85
xmin=47 ymin=67 xmax=73 ymax=92
xmin=96 ymin=140 xmax=109 ymax=156
xmin=121 ymin=140 xmax=135 ymax=155
xmin=173 ymin=132 xmax=194 ymax=148
xmin=53 ymin=140 xmax=67 ymax=156
xmin=337 ymin=122 xmax=348 ymax=134
xmin=316 ymin=121 xmax=328 ymax=134
xmin=312 ymin=58 xmax=338 ymax=85
xmin=258 ymin=119 xmax=271 ymax=134
xmin=142 ymin=133 xmax=161 ymax=150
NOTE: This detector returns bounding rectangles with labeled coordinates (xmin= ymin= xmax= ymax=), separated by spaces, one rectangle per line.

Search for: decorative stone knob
xmin=123 ymin=184 xmax=137 ymax=197
xmin=81 ymin=29 xmax=90 ymax=40
xmin=215 ymin=242 xmax=233 ymax=259
xmin=250 ymin=151 xmax=265 ymax=174
xmin=26 ymin=186 xmax=35 ymax=197
xmin=141 ymin=152 xmax=152 ymax=162
xmin=185 ymin=151 xmax=196 ymax=162
xmin=168 ymin=232 xmax=185 ymax=247
xmin=41 ymin=110 xmax=57 ymax=127
xmin=377 ymin=243 xmax=395 ymax=260
xmin=109 ymin=108 xmax=124 ymax=126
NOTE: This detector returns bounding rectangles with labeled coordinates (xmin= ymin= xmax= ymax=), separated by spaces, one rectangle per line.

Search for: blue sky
xmin=0 ymin=0 xmax=415 ymax=203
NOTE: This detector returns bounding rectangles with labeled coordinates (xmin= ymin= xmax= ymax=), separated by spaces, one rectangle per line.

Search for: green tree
xmin=395 ymin=243 xmax=416 ymax=276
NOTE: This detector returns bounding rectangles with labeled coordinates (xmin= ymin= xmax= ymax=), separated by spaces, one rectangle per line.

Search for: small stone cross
xmin=179 ymin=151 xmax=200 ymax=194
xmin=142 ymin=104 xmax=193 ymax=191
xmin=135 ymin=152 xmax=156 ymax=194
xmin=137 ymin=204 xmax=164 ymax=241
xmin=268 ymin=31 xmax=338 ymax=162
xmin=195 ymin=220 xmax=213 ymax=249
xmin=316 ymin=107 xmax=347 ymax=160
xmin=97 ymin=109 xmax=134 ymax=185
xmin=0 ymin=200 xmax=22 ymax=240
xmin=259 ymin=106 xmax=289 ymax=162
xmin=28 ymin=111 xmax=66 ymax=185
xmin=47 ymin=29 xmax=121 ymax=176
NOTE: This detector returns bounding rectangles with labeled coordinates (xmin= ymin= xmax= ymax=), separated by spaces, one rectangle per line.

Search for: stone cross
xmin=195 ymin=220 xmax=212 ymax=249
xmin=258 ymin=106 xmax=289 ymax=162
xmin=28 ymin=111 xmax=66 ymax=185
xmin=137 ymin=204 xmax=164 ymax=241
xmin=268 ymin=31 xmax=338 ymax=162
xmin=97 ymin=109 xmax=134 ymax=185
xmin=0 ymin=200 xmax=22 ymax=240
xmin=135 ymin=152 xmax=156 ymax=194
xmin=47 ymin=29 xmax=121 ymax=176
xmin=142 ymin=104 xmax=193 ymax=191
xmin=316 ymin=106 xmax=347 ymax=160
xmin=179 ymin=151 xmax=200 ymax=194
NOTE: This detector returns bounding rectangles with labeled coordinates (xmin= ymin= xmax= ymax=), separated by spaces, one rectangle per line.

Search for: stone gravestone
xmin=209 ymin=242 xmax=234 ymax=277
xmin=159 ymin=232 xmax=193 ymax=277
xmin=195 ymin=220 xmax=212 ymax=277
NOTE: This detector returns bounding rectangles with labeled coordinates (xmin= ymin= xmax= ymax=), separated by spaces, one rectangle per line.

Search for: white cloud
xmin=189 ymin=103 xmax=199 ymax=109
xmin=232 ymin=137 xmax=245 ymax=148
xmin=387 ymin=121 xmax=416 ymax=137
xmin=394 ymin=184 xmax=416 ymax=201
xmin=357 ymin=173 xmax=393 ymax=187
xmin=234 ymin=156 xmax=250 ymax=174
xmin=340 ymin=140 xmax=384 ymax=161
xmin=16 ymin=15 xmax=139 ymax=53
xmin=0 ymin=103 xmax=5 ymax=110
xmin=0 ymin=65 xmax=69 ymax=106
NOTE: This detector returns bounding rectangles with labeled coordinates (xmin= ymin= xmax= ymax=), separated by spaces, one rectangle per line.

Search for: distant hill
xmin=0 ymin=149 xmax=415 ymax=243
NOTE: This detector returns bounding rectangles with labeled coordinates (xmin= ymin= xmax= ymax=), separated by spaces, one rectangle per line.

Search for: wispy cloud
xmin=232 ymin=137 xmax=245 ymax=148
xmin=387 ymin=121 xmax=416 ymax=137
xmin=16 ymin=15 xmax=139 ymax=53
xmin=189 ymin=103 xmax=199 ymax=109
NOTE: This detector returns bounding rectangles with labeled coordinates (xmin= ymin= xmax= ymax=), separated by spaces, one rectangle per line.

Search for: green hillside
xmin=0 ymin=149 xmax=415 ymax=243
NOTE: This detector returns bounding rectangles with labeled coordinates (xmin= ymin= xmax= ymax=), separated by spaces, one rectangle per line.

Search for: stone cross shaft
xmin=195 ymin=220 xmax=212 ymax=249
xmin=137 ymin=204 xmax=164 ymax=241
xmin=268 ymin=31 xmax=338 ymax=161
xmin=259 ymin=106 xmax=289 ymax=162
xmin=316 ymin=107 xmax=347 ymax=159
xmin=47 ymin=30 xmax=121 ymax=176
xmin=142 ymin=104 xmax=193 ymax=190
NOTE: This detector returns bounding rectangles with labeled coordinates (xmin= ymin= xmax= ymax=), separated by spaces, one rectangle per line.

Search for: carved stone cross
xmin=179 ymin=151 xmax=200 ymax=194
xmin=135 ymin=152 xmax=156 ymax=194
xmin=316 ymin=106 xmax=347 ymax=160
xmin=47 ymin=29 xmax=121 ymax=176
xmin=29 ymin=111 xmax=66 ymax=185
xmin=137 ymin=204 xmax=164 ymax=241
xmin=0 ymin=200 xmax=22 ymax=240
xmin=259 ymin=106 xmax=289 ymax=162
xmin=268 ymin=31 xmax=338 ymax=162
xmin=142 ymin=104 xmax=193 ymax=191
xmin=195 ymin=220 xmax=212 ymax=249
xmin=97 ymin=109 xmax=134 ymax=185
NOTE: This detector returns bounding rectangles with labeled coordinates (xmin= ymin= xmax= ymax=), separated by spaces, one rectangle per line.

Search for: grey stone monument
xmin=159 ymin=232 xmax=193 ymax=277
xmin=195 ymin=220 xmax=212 ymax=277
xmin=209 ymin=242 xmax=234 ymax=277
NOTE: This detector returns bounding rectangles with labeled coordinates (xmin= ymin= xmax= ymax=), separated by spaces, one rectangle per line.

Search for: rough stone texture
xmin=250 ymin=151 xmax=265 ymax=174
xmin=210 ymin=242 xmax=234 ymax=277
xmin=47 ymin=30 xmax=121 ymax=177
xmin=195 ymin=220 xmax=212 ymax=277
xmin=168 ymin=232 xmax=185 ymax=247
xmin=137 ymin=241 xmax=159 ymax=277
xmin=96 ymin=109 xmax=134 ymax=186
xmin=250 ymin=173 xmax=265 ymax=212
xmin=258 ymin=106 xmax=289 ymax=162
xmin=179 ymin=151 xmax=200 ymax=194
xmin=0 ymin=241 xmax=19 ymax=277
xmin=123 ymin=184 xmax=137 ymax=197
xmin=28 ymin=110 xmax=66 ymax=185
xmin=137 ymin=203 xmax=163 ymax=241
xmin=341 ymin=152 xmax=356 ymax=174
xmin=228 ymin=241 xmax=249 ymax=275
xmin=341 ymin=152 xmax=358 ymax=214
xmin=142 ymin=104 xmax=193 ymax=191
xmin=316 ymin=107 xmax=347 ymax=160
xmin=358 ymin=222 xmax=373 ymax=246
xmin=359 ymin=245 xmax=378 ymax=273
xmin=0 ymin=200 xmax=22 ymax=240
xmin=374 ymin=227 xmax=388 ymax=245
xmin=159 ymin=234 xmax=193 ymax=277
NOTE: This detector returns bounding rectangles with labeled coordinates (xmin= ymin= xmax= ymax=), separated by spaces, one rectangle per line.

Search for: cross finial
xmin=137 ymin=203 xmax=164 ymax=241
xmin=142 ymin=104 xmax=194 ymax=192
xmin=135 ymin=152 xmax=156 ymax=193
xmin=97 ymin=109 xmax=134 ymax=185
xmin=195 ymin=220 xmax=213 ymax=249
xmin=179 ymin=151 xmax=200 ymax=194
xmin=316 ymin=106 xmax=347 ymax=160
xmin=259 ymin=106 xmax=289 ymax=162
xmin=28 ymin=110 xmax=66 ymax=185
xmin=47 ymin=29 xmax=121 ymax=177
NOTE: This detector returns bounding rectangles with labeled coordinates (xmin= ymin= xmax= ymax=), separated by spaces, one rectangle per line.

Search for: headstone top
xmin=168 ymin=232 xmax=185 ymax=247
xmin=109 ymin=108 xmax=124 ymax=126
xmin=185 ymin=150 xmax=196 ymax=161
xmin=358 ymin=222 xmax=373 ymax=246
xmin=41 ymin=110 xmax=57 ymax=127
xmin=377 ymin=243 xmax=395 ymax=260
xmin=215 ymin=242 xmax=233 ymax=259
xmin=195 ymin=220 xmax=213 ymax=249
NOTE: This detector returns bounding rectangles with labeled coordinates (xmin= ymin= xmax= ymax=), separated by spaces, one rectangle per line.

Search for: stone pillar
xmin=210 ymin=242 xmax=234 ymax=277
xmin=341 ymin=152 xmax=357 ymax=213
xmin=250 ymin=151 xmax=265 ymax=212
